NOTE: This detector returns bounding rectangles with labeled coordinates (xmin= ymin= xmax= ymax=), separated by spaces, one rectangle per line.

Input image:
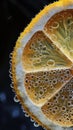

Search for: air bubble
xmin=23 ymin=109 xmax=26 ymax=113
xmin=59 ymin=119 xmax=62 ymax=122
xmin=52 ymin=22 xmax=59 ymax=29
xmin=14 ymin=95 xmax=19 ymax=103
xmin=66 ymin=118 xmax=70 ymax=121
xmin=61 ymin=106 xmax=66 ymax=111
xmin=25 ymin=113 xmax=29 ymax=117
xmin=59 ymin=76 xmax=64 ymax=83
xmin=53 ymin=110 xmax=57 ymax=114
xmin=50 ymin=85 xmax=53 ymax=89
xmin=10 ymin=84 xmax=14 ymax=88
xmin=49 ymin=108 xmax=52 ymax=112
xmin=25 ymin=79 xmax=28 ymax=83
xmin=44 ymin=87 xmax=47 ymax=92
xmin=54 ymin=106 xmax=58 ymax=110
xmin=61 ymin=95 xmax=65 ymax=99
xmin=47 ymin=59 xmax=55 ymax=66
xmin=30 ymin=43 xmax=35 ymax=48
xmin=52 ymin=78 xmax=57 ymax=85
xmin=30 ymin=118 xmax=34 ymax=122
xmin=67 ymin=14 xmax=73 ymax=25
xmin=35 ymin=58 xmax=41 ymax=63
xmin=39 ymin=90 xmax=44 ymax=95
xmin=34 ymin=122 xmax=39 ymax=127
xmin=69 ymin=95 xmax=73 ymax=99
xmin=48 ymin=26 xmax=53 ymax=32
xmin=9 ymin=52 xmax=13 ymax=58
xmin=12 ymin=89 xmax=15 ymax=92
xmin=9 ymin=73 xmax=12 ymax=78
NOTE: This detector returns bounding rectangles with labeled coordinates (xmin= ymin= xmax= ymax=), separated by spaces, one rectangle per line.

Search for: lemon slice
xmin=11 ymin=0 xmax=73 ymax=130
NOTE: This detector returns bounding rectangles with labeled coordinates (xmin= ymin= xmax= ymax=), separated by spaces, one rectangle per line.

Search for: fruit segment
xmin=44 ymin=9 xmax=73 ymax=61
xmin=22 ymin=31 xmax=72 ymax=72
xmin=41 ymin=77 xmax=73 ymax=127
xmin=24 ymin=69 xmax=72 ymax=106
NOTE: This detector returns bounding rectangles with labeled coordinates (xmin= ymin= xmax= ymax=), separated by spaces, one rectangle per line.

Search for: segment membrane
xmin=22 ymin=31 xmax=72 ymax=72
xmin=24 ymin=69 xmax=72 ymax=106
xmin=41 ymin=77 xmax=73 ymax=127
xmin=44 ymin=9 xmax=73 ymax=61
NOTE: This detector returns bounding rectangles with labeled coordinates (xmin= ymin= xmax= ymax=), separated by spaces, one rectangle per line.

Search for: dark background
xmin=0 ymin=0 xmax=55 ymax=130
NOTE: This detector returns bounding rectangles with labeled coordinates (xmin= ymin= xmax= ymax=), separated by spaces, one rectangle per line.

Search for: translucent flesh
xmin=41 ymin=77 xmax=73 ymax=126
xmin=22 ymin=31 xmax=72 ymax=72
xmin=24 ymin=69 xmax=72 ymax=106
xmin=44 ymin=9 xmax=73 ymax=61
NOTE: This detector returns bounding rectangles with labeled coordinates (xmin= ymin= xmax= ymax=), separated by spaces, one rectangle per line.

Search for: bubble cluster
xmin=24 ymin=68 xmax=72 ymax=104
xmin=42 ymin=77 xmax=73 ymax=126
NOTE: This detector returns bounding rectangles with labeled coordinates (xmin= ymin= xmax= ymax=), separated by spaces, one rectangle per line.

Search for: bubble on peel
xmin=34 ymin=122 xmax=39 ymax=127
xmin=14 ymin=95 xmax=19 ymax=103
xmin=30 ymin=118 xmax=34 ymax=122
xmin=10 ymin=83 xmax=14 ymax=88
xmin=25 ymin=113 xmax=29 ymax=117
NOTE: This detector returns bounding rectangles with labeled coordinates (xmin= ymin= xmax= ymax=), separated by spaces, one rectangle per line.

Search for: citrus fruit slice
xmin=11 ymin=0 xmax=73 ymax=130
xmin=42 ymin=77 xmax=73 ymax=127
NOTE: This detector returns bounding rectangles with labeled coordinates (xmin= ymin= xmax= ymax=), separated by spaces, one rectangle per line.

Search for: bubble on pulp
xmin=47 ymin=59 xmax=55 ymax=66
xmin=52 ymin=21 xmax=59 ymax=29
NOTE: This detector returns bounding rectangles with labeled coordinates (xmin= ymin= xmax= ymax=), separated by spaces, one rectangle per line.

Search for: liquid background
xmin=0 ymin=0 xmax=56 ymax=130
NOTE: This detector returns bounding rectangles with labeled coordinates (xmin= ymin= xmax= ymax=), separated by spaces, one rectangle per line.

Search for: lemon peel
xmin=11 ymin=0 xmax=73 ymax=130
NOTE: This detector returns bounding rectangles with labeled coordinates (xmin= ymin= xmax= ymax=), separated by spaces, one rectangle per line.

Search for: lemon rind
xmin=11 ymin=0 xmax=73 ymax=130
